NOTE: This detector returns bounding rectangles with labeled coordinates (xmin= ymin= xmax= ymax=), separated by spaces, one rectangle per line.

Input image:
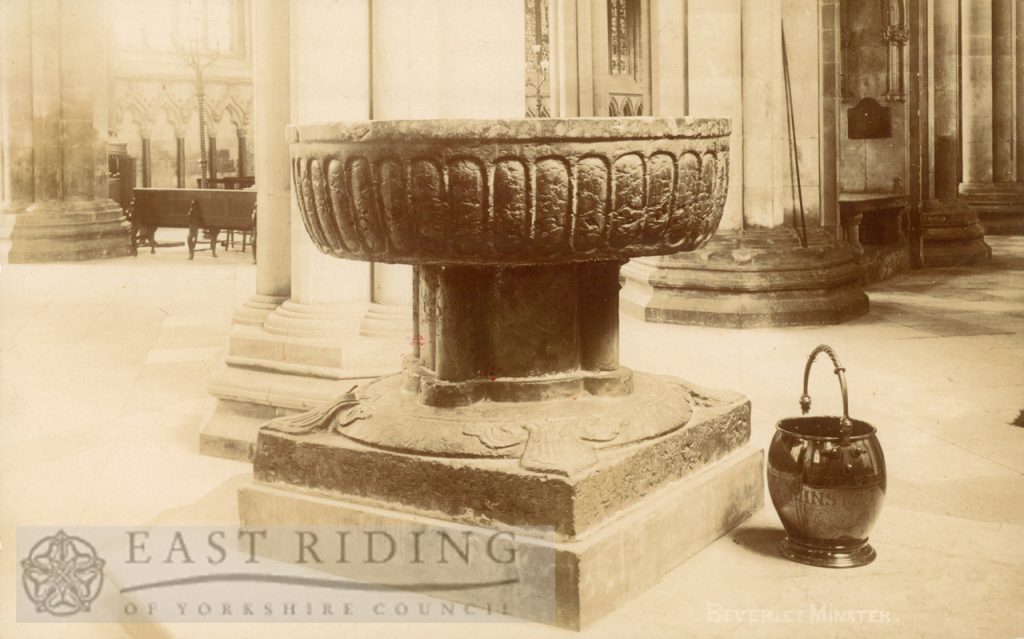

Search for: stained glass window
xmin=608 ymin=0 xmax=641 ymax=79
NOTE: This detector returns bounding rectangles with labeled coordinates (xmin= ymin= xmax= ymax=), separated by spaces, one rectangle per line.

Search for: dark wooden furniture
xmin=195 ymin=176 xmax=255 ymax=190
xmin=107 ymin=142 xmax=136 ymax=211
xmin=839 ymin=192 xmax=908 ymax=255
xmin=130 ymin=188 xmax=256 ymax=260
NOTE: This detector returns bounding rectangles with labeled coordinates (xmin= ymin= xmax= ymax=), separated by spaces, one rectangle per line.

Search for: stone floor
xmin=2 ymin=237 xmax=1022 ymax=638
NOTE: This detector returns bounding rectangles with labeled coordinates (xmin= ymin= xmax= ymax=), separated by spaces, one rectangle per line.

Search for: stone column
xmin=991 ymin=0 xmax=1014 ymax=183
xmin=623 ymin=0 xmax=867 ymax=327
xmin=175 ymin=136 xmax=186 ymax=188
xmin=202 ymin=0 xmax=399 ymax=461
xmin=622 ymin=0 xmax=745 ymax=316
xmin=207 ymin=135 xmax=218 ymax=184
xmin=921 ymin=0 xmax=991 ymax=265
xmin=931 ymin=0 xmax=959 ymax=202
xmin=686 ymin=0 xmax=742 ymax=231
xmin=360 ymin=263 xmax=414 ymax=338
xmin=1018 ymin=0 xmax=1024 ymax=184
xmin=140 ymin=138 xmax=152 ymax=187
xmin=358 ymin=0 xmax=525 ymax=341
xmin=960 ymin=0 xmax=993 ymax=188
xmin=236 ymin=128 xmax=247 ymax=178
xmin=1 ymin=0 xmax=132 ymax=262
xmin=1 ymin=0 xmax=36 ymax=217
xmin=955 ymin=0 xmax=1021 ymax=234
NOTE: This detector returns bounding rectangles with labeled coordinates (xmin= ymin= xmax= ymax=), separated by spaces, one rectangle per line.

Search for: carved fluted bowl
xmin=288 ymin=117 xmax=730 ymax=265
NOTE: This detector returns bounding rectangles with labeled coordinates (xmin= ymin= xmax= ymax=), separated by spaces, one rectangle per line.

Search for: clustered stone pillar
xmin=201 ymin=0 xmax=407 ymax=460
xmin=1 ymin=0 xmax=131 ymax=262
xmin=622 ymin=0 xmax=866 ymax=327
xmin=957 ymin=0 xmax=1024 ymax=234
xmin=920 ymin=0 xmax=991 ymax=265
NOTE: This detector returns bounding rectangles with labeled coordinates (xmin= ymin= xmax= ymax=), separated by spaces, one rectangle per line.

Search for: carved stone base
xmin=921 ymin=200 xmax=992 ymax=267
xmin=241 ymin=446 xmax=763 ymax=629
xmin=231 ymin=294 xmax=288 ymax=326
xmin=199 ymin=317 xmax=405 ymax=462
xmin=253 ymin=373 xmax=749 ymax=536
xmin=6 ymin=200 xmax=132 ymax=262
xmin=622 ymin=227 xmax=868 ymax=327
xmin=359 ymin=302 xmax=413 ymax=339
xmin=958 ymin=185 xmax=1024 ymax=236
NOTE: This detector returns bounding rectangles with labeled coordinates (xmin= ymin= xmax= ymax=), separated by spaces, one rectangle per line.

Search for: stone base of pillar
xmin=959 ymin=183 xmax=1024 ymax=235
xmin=621 ymin=227 xmax=869 ymax=328
xmin=921 ymin=200 xmax=992 ymax=266
xmin=241 ymin=374 xmax=761 ymax=629
xmin=0 ymin=212 xmax=16 ymax=262
xmin=5 ymin=200 xmax=132 ymax=262
xmin=199 ymin=304 xmax=407 ymax=461
xmin=200 ymin=367 xmax=375 ymax=462
xmin=857 ymin=243 xmax=912 ymax=284
xmin=231 ymin=294 xmax=288 ymax=326
xmin=359 ymin=302 xmax=414 ymax=339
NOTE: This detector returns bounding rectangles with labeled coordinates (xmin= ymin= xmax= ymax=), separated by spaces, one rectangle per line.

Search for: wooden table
xmin=838 ymin=192 xmax=909 ymax=256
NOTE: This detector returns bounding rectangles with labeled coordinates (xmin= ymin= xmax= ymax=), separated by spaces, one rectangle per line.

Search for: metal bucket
xmin=767 ymin=345 xmax=886 ymax=568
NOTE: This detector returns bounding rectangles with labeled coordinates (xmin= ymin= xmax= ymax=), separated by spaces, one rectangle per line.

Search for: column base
xmin=5 ymin=200 xmax=132 ymax=262
xmin=242 ymin=377 xmax=762 ymax=628
xmin=200 ymin=302 xmax=407 ymax=462
xmin=231 ymin=294 xmax=288 ymax=326
xmin=959 ymin=183 xmax=1024 ymax=235
xmin=359 ymin=302 xmax=413 ymax=339
xmin=622 ymin=227 xmax=869 ymax=328
xmin=921 ymin=200 xmax=992 ymax=267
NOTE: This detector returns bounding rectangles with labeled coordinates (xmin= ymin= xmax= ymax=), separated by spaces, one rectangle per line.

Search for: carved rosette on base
xmin=245 ymin=118 xmax=763 ymax=628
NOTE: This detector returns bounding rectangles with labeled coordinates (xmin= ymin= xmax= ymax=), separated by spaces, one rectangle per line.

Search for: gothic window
xmin=607 ymin=0 xmax=641 ymax=80
xmin=113 ymin=0 xmax=243 ymax=55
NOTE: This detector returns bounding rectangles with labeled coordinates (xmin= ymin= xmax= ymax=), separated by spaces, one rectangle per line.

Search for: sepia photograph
xmin=1 ymin=0 xmax=1022 ymax=637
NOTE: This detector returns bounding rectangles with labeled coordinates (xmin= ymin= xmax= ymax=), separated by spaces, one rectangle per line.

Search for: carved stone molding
xmin=288 ymin=117 xmax=730 ymax=266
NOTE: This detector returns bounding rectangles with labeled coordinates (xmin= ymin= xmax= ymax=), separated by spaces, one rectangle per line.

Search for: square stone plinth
xmin=239 ymin=446 xmax=763 ymax=630
xmin=253 ymin=380 xmax=751 ymax=538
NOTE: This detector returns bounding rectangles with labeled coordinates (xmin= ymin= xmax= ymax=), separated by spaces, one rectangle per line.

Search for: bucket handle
xmin=799 ymin=344 xmax=853 ymax=446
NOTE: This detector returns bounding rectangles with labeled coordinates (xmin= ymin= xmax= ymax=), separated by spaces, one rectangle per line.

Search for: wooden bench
xmin=129 ymin=188 xmax=257 ymax=260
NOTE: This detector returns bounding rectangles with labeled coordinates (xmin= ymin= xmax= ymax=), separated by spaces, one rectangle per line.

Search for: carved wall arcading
xmin=112 ymin=77 xmax=253 ymax=186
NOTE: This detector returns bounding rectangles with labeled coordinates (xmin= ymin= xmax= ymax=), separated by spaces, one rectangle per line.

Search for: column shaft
xmin=237 ymin=133 xmax=247 ymax=178
xmin=141 ymin=138 xmax=152 ymax=187
xmin=992 ymin=0 xmax=1014 ymax=182
xmin=207 ymin=136 xmax=218 ymax=183
xmin=1 ymin=0 xmax=35 ymax=211
xmin=251 ymin=0 xmax=292 ymax=298
xmin=1017 ymin=0 xmax=1024 ymax=183
xmin=931 ymin=0 xmax=959 ymax=200
xmin=687 ymin=0 xmax=743 ymax=231
xmin=961 ymin=0 xmax=993 ymax=186
xmin=175 ymin=138 xmax=185 ymax=188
